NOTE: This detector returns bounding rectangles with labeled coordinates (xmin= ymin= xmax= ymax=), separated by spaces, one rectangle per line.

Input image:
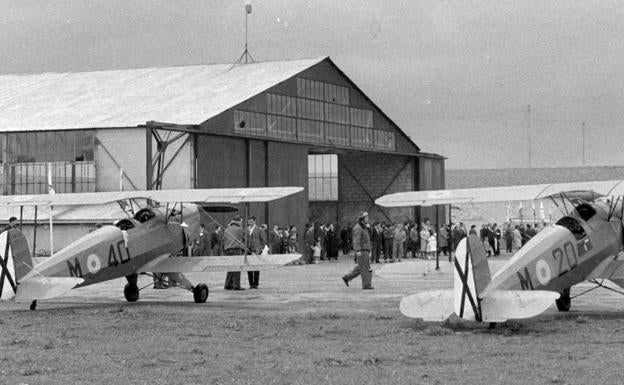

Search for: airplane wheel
xmin=124 ymin=283 xmax=139 ymax=302
xmin=193 ymin=284 xmax=209 ymax=303
xmin=556 ymin=288 xmax=571 ymax=312
xmin=30 ymin=300 xmax=37 ymax=311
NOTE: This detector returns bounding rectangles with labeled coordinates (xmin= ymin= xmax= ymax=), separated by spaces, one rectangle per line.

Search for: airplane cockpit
xmin=134 ymin=208 xmax=156 ymax=223
xmin=556 ymin=216 xmax=587 ymax=240
xmin=573 ymin=203 xmax=597 ymax=222
xmin=114 ymin=218 xmax=136 ymax=231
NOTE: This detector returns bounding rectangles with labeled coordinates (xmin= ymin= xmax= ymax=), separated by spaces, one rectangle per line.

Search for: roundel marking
xmin=535 ymin=259 xmax=551 ymax=286
xmin=86 ymin=254 xmax=101 ymax=274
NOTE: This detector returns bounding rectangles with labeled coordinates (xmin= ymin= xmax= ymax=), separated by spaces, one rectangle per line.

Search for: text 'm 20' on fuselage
xmin=376 ymin=180 xmax=624 ymax=322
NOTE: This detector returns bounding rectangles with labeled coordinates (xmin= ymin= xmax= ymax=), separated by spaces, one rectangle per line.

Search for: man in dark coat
xmin=304 ymin=224 xmax=315 ymax=264
xmin=247 ymin=216 xmax=265 ymax=289
xmin=325 ymin=224 xmax=339 ymax=260
xmin=342 ymin=212 xmax=373 ymax=289
xmin=223 ymin=216 xmax=245 ymax=290
xmin=340 ymin=225 xmax=350 ymax=255
xmin=269 ymin=224 xmax=283 ymax=254
xmin=210 ymin=225 xmax=223 ymax=256
xmin=370 ymin=222 xmax=382 ymax=263
xmin=193 ymin=223 xmax=209 ymax=256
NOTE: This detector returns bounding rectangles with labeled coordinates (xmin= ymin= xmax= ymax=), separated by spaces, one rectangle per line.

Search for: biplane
xmin=376 ymin=180 xmax=624 ymax=323
xmin=0 ymin=187 xmax=303 ymax=310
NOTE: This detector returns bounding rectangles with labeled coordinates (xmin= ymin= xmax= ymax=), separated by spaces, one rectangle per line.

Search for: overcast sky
xmin=2 ymin=0 xmax=623 ymax=169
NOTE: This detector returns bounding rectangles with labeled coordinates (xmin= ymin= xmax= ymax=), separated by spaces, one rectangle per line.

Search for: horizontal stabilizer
xmin=399 ymin=290 xmax=454 ymax=321
xmin=375 ymin=260 xmax=453 ymax=279
xmin=15 ymin=276 xmax=84 ymax=302
xmin=480 ymin=290 xmax=559 ymax=322
xmin=139 ymin=253 xmax=301 ymax=273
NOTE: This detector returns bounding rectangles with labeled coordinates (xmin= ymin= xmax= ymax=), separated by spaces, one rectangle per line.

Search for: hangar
xmin=0 ymin=56 xmax=444 ymax=253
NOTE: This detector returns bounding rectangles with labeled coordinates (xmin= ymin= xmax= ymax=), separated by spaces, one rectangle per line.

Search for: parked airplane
xmin=376 ymin=180 xmax=624 ymax=323
xmin=0 ymin=187 xmax=303 ymax=310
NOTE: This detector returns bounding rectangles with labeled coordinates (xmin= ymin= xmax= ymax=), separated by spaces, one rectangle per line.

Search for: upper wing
xmin=0 ymin=187 xmax=303 ymax=207
xmin=137 ymin=253 xmax=302 ymax=273
xmin=375 ymin=180 xmax=624 ymax=207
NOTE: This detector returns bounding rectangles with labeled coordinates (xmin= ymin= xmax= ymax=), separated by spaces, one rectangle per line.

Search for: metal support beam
xmin=150 ymin=128 xmax=189 ymax=190
xmin=146 ymin=126 xmax=153 ymax=190
xmin=340 ymin=161 xmax=393 ymax=223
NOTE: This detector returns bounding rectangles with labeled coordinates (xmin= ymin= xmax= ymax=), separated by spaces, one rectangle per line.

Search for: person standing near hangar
xmin=223 ymin=215 xmax=245 ymax=291
xmin=247 ymin=216 xmax=265 ymax=289
xmin=341 ymin=212 xmax=374 ymax=290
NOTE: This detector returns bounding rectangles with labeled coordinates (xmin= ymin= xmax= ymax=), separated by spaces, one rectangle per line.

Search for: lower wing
xmin=138 ymin=253 xmax=301 ymax=273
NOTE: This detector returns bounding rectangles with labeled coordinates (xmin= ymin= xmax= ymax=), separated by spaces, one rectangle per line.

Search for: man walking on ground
xmin=341 ymin=212 xmax=374 ymax=290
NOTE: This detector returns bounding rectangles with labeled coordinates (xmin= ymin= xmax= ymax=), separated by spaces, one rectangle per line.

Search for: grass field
xmin=2 ymin=257 xmax=624 ymax=385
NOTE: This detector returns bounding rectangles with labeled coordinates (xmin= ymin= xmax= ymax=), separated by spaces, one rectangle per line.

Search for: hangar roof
xmin=0 ymin=57 xmax=326 ymax=132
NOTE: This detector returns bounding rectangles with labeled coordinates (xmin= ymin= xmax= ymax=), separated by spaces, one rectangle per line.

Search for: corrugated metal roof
xmin=0 ymin=57 xmax=326 ymax=132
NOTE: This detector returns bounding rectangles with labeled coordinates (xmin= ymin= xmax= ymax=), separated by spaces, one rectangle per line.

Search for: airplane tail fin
xmin=398 ymin=235 xmax=488 ymax=321
xmin=452 ymin=234 xmax=491 ymax=321
xmin=0 ymin=228 xmax=35 ymax=300
xmin=452 ymin=234 xmax=558 ymax=322
xmin=399 ymin=234 xmax=558 ymax=322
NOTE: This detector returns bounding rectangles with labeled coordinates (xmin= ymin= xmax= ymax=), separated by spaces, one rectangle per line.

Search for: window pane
xmin=308 ymin=154 xmax=338 ymax=201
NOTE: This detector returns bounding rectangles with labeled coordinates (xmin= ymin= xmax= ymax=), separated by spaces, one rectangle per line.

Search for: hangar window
xmin=373 ymin=130 xmax=396 ymax=151
xmin=325 ymin=123 xmax=350 ymax=147
xmin=297 ymin=120 xmax=324 ymax=143
xmin=308 ymin=154 xmax=338 ymax=201
xmin=297 ymin=99 xmax=324 ymax=121
xmin=233 ymin=110 xmax=267 ymax=136
xmin=325 ymin=103 xmax=350 ymax=124
xmin=267 ymin=94 xmax=296 ymax=117
xmin=297 ymin=78 xmax=325 ymax=101
xmin=350 ymin=127 xmax=374 ymax=148
xmin=324 ymin=83 xmax=349 ymax=105
xmin=350 ymin=108 xmax=373 ymax=128
xmin=267 ymin=116 xmax=297 ymax=140
xmin=0 ymin=130 xmax=95 ymax=194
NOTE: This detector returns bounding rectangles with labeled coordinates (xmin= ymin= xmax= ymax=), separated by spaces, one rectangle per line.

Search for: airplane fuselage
xmin=20 ymin=208 xmax=194 ymax=287
xmin=482 ymin=201 xmax=623 ymax=296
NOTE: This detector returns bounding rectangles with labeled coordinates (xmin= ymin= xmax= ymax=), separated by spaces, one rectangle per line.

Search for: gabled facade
xmin=0 ymin=57 xmax=445 ymax=253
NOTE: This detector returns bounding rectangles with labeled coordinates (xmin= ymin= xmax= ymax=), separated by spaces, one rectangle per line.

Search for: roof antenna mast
xmin=234 ymin=0 xmax=255 ymax=64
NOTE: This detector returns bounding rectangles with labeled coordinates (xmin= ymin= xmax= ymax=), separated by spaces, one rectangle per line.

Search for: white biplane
xmin=0 ymin=187 xmax=303 ymax=309
xmin=376 ymin=180 xmax=624 ymax=323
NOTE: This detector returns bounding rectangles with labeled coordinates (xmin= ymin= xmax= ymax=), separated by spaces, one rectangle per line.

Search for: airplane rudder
xmin=0 ymin=230 xmax=17 ymax=300
xmin=7 ymin=228 xmax=35 ymax=282
xmin=452 ymin=234 xmax=490 ymax=321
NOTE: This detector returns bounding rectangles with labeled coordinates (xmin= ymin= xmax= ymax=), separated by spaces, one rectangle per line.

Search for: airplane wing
xmin=0 ymin=187 xmax=304 ymax=207
xmin=375 ymin=180 xmax=624 ymax=207
xmin=137 ymin=253 xmax=302 ymax=273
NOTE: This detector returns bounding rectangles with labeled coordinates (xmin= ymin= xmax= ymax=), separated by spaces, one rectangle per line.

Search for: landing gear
xmin=30 ymin=300 xmax=37 ymax=311
xmin=556 ymin=288 xmax=571 ymax=312
xmin=124 ymin=274 xmax=139 ymax=302
xmin=193 ymin=284 xmax=209 ymax=303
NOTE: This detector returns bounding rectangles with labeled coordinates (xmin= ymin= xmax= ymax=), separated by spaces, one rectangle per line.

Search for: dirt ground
xmin=2 ymin=255 xmax=624 ymax=385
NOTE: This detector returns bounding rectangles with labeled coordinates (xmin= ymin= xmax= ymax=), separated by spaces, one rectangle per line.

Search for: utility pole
xmin=527 ymin=104 xmax=532 ymax=168
xmin=234 ymin=0 xmax=255 ymax=64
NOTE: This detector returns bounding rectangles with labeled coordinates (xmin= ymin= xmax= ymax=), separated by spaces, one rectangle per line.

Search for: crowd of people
xmin=303 ymin=218 xmax=460 ymax=264
xmin=191 ymin=222 xmax=300 ymax=257
xmin=185 ymin=212 xmax=547 ymax=292
xmin=469 ymin=222 xmax=544 ymax=256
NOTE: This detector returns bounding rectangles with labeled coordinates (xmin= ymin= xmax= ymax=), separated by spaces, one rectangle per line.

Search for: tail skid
xmin=399 ymin=234 xmax=558 ymax=322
